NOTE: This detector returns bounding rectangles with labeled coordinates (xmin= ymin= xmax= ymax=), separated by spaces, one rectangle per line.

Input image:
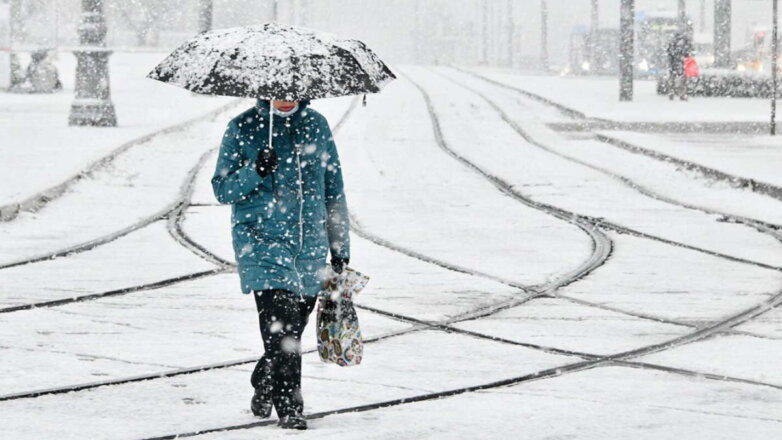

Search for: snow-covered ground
xmin=1 ymin=63 xmax=782 ymax=439
xmin=600 ymin=130 xmax=782 ymax=190
xmin=466 ymin=67 xmax=774 ymax=125
xmin=0 ymin=52 xmax=236 ymax=216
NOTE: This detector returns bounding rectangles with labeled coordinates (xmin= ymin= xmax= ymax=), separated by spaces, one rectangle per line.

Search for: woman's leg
xmin=250 ymin=292 xmax=274 ymax=418
xmin=253 ymin=289 xmax=317 ymax=418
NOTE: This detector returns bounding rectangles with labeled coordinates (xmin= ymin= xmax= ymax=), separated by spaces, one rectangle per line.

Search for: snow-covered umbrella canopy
xmin=147 ymin=23 xmax=396 ymax=101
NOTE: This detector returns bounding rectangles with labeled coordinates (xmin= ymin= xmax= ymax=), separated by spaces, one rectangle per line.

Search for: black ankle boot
xmin=278 ymin=413 xmax=307 ymax=430
xmin=250 ymin=386 xmax=272 ymax=418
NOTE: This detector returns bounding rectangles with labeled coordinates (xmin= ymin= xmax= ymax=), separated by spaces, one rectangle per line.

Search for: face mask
xmin=272 ymin=103 xmax=299 ymax=117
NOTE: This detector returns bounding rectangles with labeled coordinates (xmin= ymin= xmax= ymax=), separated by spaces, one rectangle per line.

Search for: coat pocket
xmin=233 ymin=192 xmax=274 ymax=227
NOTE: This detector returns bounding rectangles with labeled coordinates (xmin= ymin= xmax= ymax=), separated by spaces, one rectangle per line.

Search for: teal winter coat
xmin=211 ymin=100 xmax=350 ymax=296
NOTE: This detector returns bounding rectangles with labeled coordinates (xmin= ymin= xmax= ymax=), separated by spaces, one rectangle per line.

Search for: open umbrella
xmin=147 ymin=23 xmax=395 ymax=101
xmin=148 ymin=22 xmax=395 ymax=149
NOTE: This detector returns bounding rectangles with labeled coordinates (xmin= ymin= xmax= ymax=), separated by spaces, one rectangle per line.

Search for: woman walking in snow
xmin=211 ymin=98 xmax=350 ymax=430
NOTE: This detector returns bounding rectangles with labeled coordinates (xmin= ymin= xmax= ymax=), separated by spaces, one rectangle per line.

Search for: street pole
xmin=0 ymin=0 xmax=10 ymax=89
xmin=299 ymin=0 xmax=308 ymax=26
xmin=714 ymin=0 xmax=731 ymax=68
xmin=8 ymin=0 xmax=16 ymax=43
xmin=507 ymin=0 xmax=514 ymax=67
xmin=291 ymin=0 xmax=298 ymax=25
xmin=772 ymin=0 xmax=778 ymax=135
xmin=541 ymin=0 xmax=549 ymax=71
xmin=68 ymin=0 xmax=116 ymax=127
xmin=589 ymin=0 xmax=599 ymax=68
xmin=272 ymin=0 xmax=278 ymax=22
xmin=619 ymin=0 xmax=634 ymax=101
xmin=481 ymin=0 xmax=488 ymax=64
xmin=198 ymin=0 xmax=213 ymax=34
xmin=700 ymin=0 xmax=707 ymax=32
xmin=678 ymin=0 xmax=687 ymax=28
xmin=8 ymin=0 xmax=17 ymax=83
xmin=54 ymin=0 xmax=59 ymax=47
xmin=413 ymin=0 xmax=420 ymax=64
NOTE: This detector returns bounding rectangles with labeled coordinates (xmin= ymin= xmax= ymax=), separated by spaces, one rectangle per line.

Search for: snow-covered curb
xmin=458 ymin=67 xmax=776 ymax=134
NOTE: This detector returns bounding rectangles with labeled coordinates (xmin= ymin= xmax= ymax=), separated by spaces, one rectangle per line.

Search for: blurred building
xmin=4 ymin=0 xmax=779 ymax=71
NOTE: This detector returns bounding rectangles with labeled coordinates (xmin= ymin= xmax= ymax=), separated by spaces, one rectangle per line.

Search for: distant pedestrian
xmin=667 ymin=31 xmax=693 ymax=101
xmin=10 ymin=49 xmax=62 ymax=94
xmin=211 ymin=99 xmax=350 ymax=430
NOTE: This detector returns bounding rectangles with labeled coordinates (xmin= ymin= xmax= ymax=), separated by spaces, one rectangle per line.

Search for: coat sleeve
xmin=321 ymin=119 xmax=350 ymax=261
xmin=211 ymin=121 xmax=272 ymax=205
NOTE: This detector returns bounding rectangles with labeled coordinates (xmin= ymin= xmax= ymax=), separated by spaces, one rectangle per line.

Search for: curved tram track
xmin=2 ymin=79 xmax=781 ymax=438
xmin=133 ymin=73 xmax=782 ymax=439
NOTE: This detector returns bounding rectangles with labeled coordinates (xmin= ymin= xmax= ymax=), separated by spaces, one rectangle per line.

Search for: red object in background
xmin=684 ymin=57 xmax=699 ymax=77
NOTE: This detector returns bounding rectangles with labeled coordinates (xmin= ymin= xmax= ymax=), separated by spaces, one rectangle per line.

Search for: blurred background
xmin=2 ymin=0 xmax=778 ymax=71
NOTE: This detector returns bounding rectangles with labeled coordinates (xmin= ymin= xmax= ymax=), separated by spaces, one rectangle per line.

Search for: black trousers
xmin=251 ymin=289 xmax=317 ymax=417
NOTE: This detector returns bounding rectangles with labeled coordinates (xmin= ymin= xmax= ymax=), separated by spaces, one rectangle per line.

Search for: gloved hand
xmin=331 ymin=257 xmax=349 ymax=274
xmin=255 ymin=148 xmax=278 ymax=177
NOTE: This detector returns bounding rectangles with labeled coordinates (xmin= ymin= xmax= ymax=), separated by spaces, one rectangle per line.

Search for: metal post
xmin=700 ymin=0 xmax=707 ymax=32
xmin=272 ymin=0 xmax=278 ymax=22
xmin=198 ymin=0 xmax=213 ymax=34
xmin=68 ymin=0 xmax=116 ymax=127
xmin=541 ymin=0 xmax=549 ymax=71
xmin=54 ymin=0 xmax=59 ymax=47
xmin=507 ymin=0 xmax=514 ymax=67
xmin=619 ymin=0 xmax=634 ymax=101
xmin=413 ymin=0 xmax=420 ymax=64
xmin=481 ymin=0 xmax=488 ymax=64
xmin=714 ymin=0 xmax=731 ymax=68
xmin=290 ymin=0 xmax=297 ymax=24
xmin=8 ymin=0 xmax=16 ymax=43
xmin=8 ymin=0 xmax=17 ymax=82
xmin=0 ymin=0 xmax=10 ymax=89
xmin=299 ymin=0 xmax=308 ymax=26
xmin=678 ymin=0 xmax=687 ymax=26
xmin=772 ymin=0 xmax=778 ymax=135
xmin=589 ymin=0 xmax=599 ymax=69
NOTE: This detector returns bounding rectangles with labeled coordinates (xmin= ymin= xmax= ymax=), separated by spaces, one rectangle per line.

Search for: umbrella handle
xmin=268 ymin=98 xmax=274 ymax=152
xmin=268 ymin=98 xmax=276 ymax=195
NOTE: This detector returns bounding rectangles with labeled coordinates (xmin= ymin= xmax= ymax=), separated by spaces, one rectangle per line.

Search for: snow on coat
xmin=211 ymin=100 xmax=350 ymax=296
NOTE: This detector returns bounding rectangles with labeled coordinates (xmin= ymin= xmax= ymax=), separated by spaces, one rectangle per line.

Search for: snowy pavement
xmin=1 ymin=65 xmax=782 ymax=439
xmin=598 ymin=130 xmax=782 ymax=193
xmin=0 ymin=52 xmax=236 ymax=219
xmin=465 ymin=67 xmax=774 ymax=126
